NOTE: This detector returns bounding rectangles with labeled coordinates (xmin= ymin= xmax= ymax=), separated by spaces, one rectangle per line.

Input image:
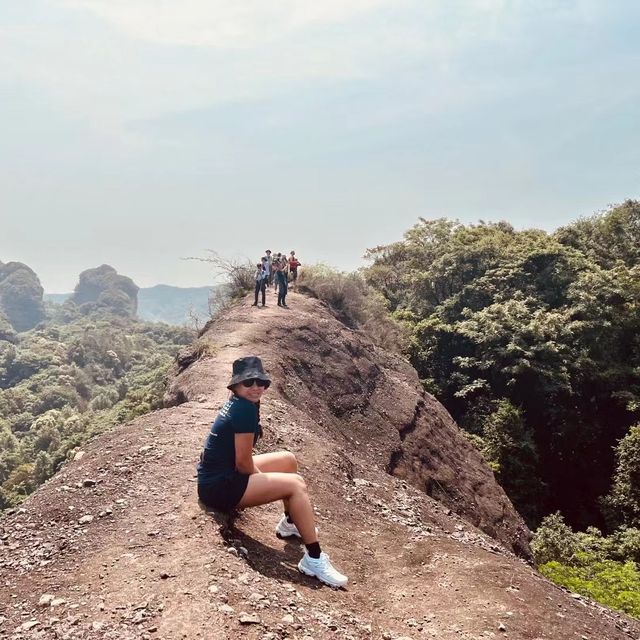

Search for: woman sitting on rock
xmin=197 ymin=356 xmax=348 ymax=588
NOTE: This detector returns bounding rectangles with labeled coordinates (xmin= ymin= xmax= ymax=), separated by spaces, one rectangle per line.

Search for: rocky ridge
xmin=70 ymin=265 xmax=139 ymax=318
xmin=0 ymin=261 xmax=45 ymax=332
xmin=1 ymin=292 xmax=639 ymax=640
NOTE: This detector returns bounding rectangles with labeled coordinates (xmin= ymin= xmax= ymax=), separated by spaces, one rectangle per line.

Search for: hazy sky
xmin=2 ymin=1 xmax=639 ymax=292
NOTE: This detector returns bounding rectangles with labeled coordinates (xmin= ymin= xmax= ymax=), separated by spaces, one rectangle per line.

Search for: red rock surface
xmin=1 ymin=291 xmax=638 ymax=639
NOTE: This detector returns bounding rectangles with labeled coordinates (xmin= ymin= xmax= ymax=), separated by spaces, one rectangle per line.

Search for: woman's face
xmin=233 ymin=380 xmax=267 ymax=403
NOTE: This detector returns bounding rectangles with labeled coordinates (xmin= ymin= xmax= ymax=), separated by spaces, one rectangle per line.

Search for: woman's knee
xmin=283 ymin=451 xmax=298 ymax=472
xmin=291 ymin=473 xmax=307 ymax=493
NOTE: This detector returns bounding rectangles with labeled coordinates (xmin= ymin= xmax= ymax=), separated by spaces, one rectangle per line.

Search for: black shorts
xmin=198 ymin=473 xmax=250 ymax=513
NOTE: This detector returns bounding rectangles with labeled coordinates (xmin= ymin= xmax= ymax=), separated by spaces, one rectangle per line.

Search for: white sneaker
xmin=275 ymin=515 xmax=317 ymax=539
xmin=298 ymin=552 xmax=348 ymax=588
xmin=275 ymin=515 xmax=301 ymax=539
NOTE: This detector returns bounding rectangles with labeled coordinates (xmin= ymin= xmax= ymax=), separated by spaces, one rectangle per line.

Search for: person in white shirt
xmin=264 ymin=250 xmax=273 ymax=287
xmin=252 ymin=262 xmax=267 ymax=307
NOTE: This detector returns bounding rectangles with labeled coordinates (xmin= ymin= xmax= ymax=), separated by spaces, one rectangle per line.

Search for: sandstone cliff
xmin=0 ymin=261 xmax=45 ymax=332
xmin=1 ymin=292 xmax=638 ymax=640
xmin=70 ymin=265 xmax=139 ymax=317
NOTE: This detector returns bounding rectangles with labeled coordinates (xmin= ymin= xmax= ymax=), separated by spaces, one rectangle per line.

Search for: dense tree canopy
xmin=365 ymin=200 xmax=640 ymax=531
xmin=0 ymin=304 xmax=193 ymax=510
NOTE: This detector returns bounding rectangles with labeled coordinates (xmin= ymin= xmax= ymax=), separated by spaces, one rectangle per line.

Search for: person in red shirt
xmin=288 ymin=251 xmax=301 ymax=289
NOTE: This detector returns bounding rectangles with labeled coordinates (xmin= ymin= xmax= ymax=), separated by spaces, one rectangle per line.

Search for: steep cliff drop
xmin=1 ymin=292 xmax=638 ymax=639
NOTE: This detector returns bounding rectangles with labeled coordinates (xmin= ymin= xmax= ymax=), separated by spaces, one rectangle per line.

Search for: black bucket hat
xmin=227 ymin=355 xmax=271 ymax=390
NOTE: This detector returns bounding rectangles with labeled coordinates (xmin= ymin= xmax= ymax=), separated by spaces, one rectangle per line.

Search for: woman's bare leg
xmin=253 ymin=451 xmax=297 ymax=473
xmin=237 ymin=472 xmax=318 ymax=544
xmin=253 ymin=451 xmax=298 ymax=513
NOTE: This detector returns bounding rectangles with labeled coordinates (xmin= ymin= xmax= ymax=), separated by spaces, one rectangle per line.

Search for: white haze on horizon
xmin=1 ymin=0 xmax=639 ymax=291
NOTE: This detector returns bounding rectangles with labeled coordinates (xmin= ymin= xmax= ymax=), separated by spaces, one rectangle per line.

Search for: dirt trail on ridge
xmin=1 ymin=291 xmax=639 ymax=640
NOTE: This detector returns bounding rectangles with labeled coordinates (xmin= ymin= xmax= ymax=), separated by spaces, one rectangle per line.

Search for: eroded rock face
xmin=275 ymin=323 xmax=532 ymax=559
xmin=70 ymin=265 xmax=139 ymax=317
xmin=0 ymin=261 xmax=46 ymax=332
xmin=166 ymin=295 xmax=532 ymax=558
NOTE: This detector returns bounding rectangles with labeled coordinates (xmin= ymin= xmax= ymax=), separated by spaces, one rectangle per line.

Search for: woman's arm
xmin=234 ymin=433 xmax=260 ymax=474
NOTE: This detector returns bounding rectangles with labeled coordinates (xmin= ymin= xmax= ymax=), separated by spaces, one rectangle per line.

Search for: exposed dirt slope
xmin=1 ymin=292 xmax=638 ymax=640
xmin=167 ymin=293 xmax=530 ymax=558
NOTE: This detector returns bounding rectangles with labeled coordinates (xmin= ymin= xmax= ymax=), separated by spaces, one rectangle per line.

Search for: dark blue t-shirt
xmin=197 ymin=395 xmax=260 ymax=486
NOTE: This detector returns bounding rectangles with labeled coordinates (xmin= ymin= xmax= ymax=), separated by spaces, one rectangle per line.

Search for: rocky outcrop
xmin=0 ymin=261 xmax=46 ymax=332
xmin=167 ymin=295 xmax=531 ymax=558
xmin=70 ymin=265 xmax=139 ymax=317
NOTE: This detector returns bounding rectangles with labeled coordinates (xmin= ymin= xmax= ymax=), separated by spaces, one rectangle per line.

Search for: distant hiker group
xmin=253 ymin=250 xmax=301 ymax=309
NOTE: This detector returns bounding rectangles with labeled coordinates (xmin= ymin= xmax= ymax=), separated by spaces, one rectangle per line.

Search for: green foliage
xmin=532 ymin=512 xmax=579 ymax=565
xmin=555 ymin=199 xmax=640 ymax=270
xmin=298 ymin=264 xmax=406 ymax=351
xmin=604 ymin=425 xmax=640 ymax=528
xmin=0 ymin=310 xmax=194 ymax=510
xmin=0 ymin=310 xmax=16 ymax=342
xmin=533 ymin=512 xmax=640 ymax=618
xmin=365 ymin=202 xmax=640 ymax=529
xmin=482 ymin=400 xmax=540 ymax=521
xmin=540 ymin=557 xmax=640 ymax=618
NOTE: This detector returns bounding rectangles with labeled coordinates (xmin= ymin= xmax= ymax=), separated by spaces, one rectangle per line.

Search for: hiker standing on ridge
xmin=264 ymin=250 xmax=273 ymax=288
xmin=197 ymin=356 xmax=348 ymax=588
xmin=273 ymin=253 xmax=283 ymax=294
xmin=252 ymin=262 xmax=267 ymax=307
xmin=288 ymin=251 xmax=301 ymax=289
xmin=275 ymin=256 xmax=289 ymax=307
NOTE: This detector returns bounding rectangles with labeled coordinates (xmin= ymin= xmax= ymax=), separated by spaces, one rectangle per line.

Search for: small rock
xmin=208 ymin=585 xmax=219 ymax=594
xmin=282 ymin=614 xmax=295 ymax=624
xmin=38 ymin=594 xmax=55 ymax=607
xmin=219 ymin=604 xmax=235 ymax=614
xmin=73 ymin=451 xmax=85 ymax=461
xmin=227 ymin=547 xmax=239 ymax=556
xmin=131 ymin=611 xmax=145 ymax=624
xmin=21 ymin=620 xmax=40 ymax=631
xmin=78 ymin=515 xmax=94 ymax=525
xmin=239 ymin=612 xmax=261 ymax=625
xmin=239 ymin=546 xmax=249 ymax=558
xmin=83 ymin=479 xmax=97 ymax=487
xmin=498 ymin=622 xmax=507 ymax=632
xmin=160 ymin=572 xmax=170 ymax=580
xmin=51 ymin=598 xmax=67 ymax=608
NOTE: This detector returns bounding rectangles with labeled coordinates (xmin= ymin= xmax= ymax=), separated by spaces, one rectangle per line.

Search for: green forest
xmin=360 ymin=199 xmax=640 ymax=615
xmin=0 ymin=301 xmax=194 ymax=510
